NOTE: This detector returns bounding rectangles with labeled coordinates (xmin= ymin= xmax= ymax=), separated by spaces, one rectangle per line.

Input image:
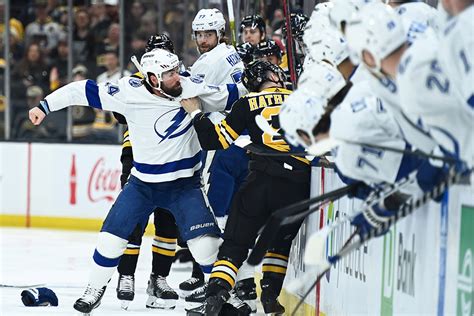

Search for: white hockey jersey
xmin=438 ymin=6 xmax=474 ymax=112
xmin=330 ymin=87 xmax=407 ymax=185
xmin=44 ymin=76 xmax=238 ymax=183
xmin=397 ymin=28 xmax=474 ymax=165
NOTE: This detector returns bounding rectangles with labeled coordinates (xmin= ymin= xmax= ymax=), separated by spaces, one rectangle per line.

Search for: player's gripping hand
xmin=29 ymin=107 xmax=46 ymax=125
xmin=180 ymin=97 xmax=201 ymax=114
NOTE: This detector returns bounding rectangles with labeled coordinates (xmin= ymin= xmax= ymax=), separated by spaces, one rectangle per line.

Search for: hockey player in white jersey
xmin=28 ymin=49 xmax=244 ymax=315
xmin=345 ymin=2 xmax=473 ymax=166
xmin=438 ymin=0 xmax=474 ymax=111
xmin=184 ymin=8 xmax=257 ymax=314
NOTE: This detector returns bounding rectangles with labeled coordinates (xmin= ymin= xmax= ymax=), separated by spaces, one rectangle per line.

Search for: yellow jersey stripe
xmin=221 ymin=120 xmax=239 ymax=140
xmin=124 ymin=248 xmax=140 ymax=255
xmin=214 ymin=260 xmax=239 ymax=273
xmin=122 ymin=141 xmax=131 ymax=148
xmin=210 ymin=272 xmax=235 ymax=287
xmin=152 ymin=246 xmax=175 ymax=257
xmin=291 ymin=155 xmax=310 ymax=165
xmin=214 ymin=125 xmax=230 ymax=149
xmin=262 ymin=265 xmax=287 ymax=274
xmin=265 ymin=252 xmax=289 ymax=261
xmin=124 ymin=130 xmax=129 ymax=137
xmin=155 ymin=236 xmax=177 ymax=244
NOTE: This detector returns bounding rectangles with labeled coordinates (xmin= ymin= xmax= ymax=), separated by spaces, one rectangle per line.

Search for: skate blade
xmin=146 ymin=296 xmax=177 ymax=309
xmin=120 ymin=300 xmax=131 ymax=310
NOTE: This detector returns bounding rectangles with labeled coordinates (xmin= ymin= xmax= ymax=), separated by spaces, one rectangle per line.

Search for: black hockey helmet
xmin=145 ymin=34 xmax=175 ymax=53
xmin=236 ymin=42 xmax=255 ymax=65
xmin=240 ymin=14 xmax=266 ymax=34
xmin=282 ymin=13 xmax=309 ymax=41
xmin=242 ymin=60 xmax=286 ymax=92
xmin=253 ymin=40 xmax=282 ymax=60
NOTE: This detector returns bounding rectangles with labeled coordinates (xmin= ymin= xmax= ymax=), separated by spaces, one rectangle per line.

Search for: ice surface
xmin=0 ymin=228 xmax=264 ymax=315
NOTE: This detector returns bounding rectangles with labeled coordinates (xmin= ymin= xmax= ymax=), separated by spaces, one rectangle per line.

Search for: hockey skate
xmin=221 ymin=289 xmax=253 ymax=315
xmin=145 ymin=274 xmax=178 ymax=309
xmin=235 ymin=278 xmax=257 ymax=313
xmin=73 ymin=284 xmax=106 ymax=315
xmin=179 ymin=276 xmax=205 ymax=298
xmin=116 ymin=274 xmax=134 ymax=310
xmin=261 ymin=278 xmax=285 ymax=315
xmin=184 ymin=282 xmax=207 ymax=309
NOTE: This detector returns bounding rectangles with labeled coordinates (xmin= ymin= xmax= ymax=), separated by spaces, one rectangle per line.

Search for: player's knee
xmin=187 ymin=234 xmax=222 ymax=266
xmin=96 ymin=232 xmax=128 ymax=259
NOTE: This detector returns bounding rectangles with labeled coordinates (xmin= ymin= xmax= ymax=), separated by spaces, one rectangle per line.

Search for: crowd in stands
xmin=0 ymin=0 xmax=307 ymax=142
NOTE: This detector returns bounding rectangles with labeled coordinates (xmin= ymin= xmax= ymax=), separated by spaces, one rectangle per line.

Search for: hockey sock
xmin=261 ymin=251 xmax=289 ymax=297
xmin=151 ymin=235 xmax=177 ymax=277
xmin=117 ymin=243 xmax=140 ymax=275
xmin=90 ymin=232 xmax=128 ymax=288
xmin=191 ymin=259 xmax=205 ymax=280
xmin=209 ymin=259 xmax=239 ymax=289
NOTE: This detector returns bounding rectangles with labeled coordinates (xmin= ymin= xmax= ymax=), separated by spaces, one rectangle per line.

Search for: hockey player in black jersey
xmin=181 ymin=60 xmax=311 ymax=315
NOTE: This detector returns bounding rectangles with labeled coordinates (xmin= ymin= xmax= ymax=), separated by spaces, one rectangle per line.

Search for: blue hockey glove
xmin=21 ymin=287 xmax=58 ymax=307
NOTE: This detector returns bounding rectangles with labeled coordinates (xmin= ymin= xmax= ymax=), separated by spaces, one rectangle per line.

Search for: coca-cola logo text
xmin=87 ymin=158 xmax=121 ymax=203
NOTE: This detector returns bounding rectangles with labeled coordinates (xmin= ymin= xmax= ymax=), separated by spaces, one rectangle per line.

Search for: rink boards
xmin=1 ymin=142 xmax=473 ymax=315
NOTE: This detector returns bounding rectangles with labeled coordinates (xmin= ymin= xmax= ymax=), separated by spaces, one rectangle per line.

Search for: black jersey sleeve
xmin=120 ymin=127 xmax=133 ymax=188
xmin=192 ymin=98 xmax=248 ymax=150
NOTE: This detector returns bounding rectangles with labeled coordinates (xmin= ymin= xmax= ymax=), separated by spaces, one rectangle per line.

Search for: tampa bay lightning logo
xmin=154 ymin=108 xmax=193 ymax=143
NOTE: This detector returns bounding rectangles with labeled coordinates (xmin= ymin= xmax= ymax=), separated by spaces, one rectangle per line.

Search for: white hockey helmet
xmin=303 ymin=2 xmax=332 ymax=47
xmin=305 ymin=29 xmax=349 ymax=67
xmin=396 ymin=3 xmax=436 ymax=42
xmin=192 ymin=8 xmax=226 ymax=40
xmin=140 ymin=48 xmax=180 ymax=82
xmin=329 ymin=0 xmax=380 ymax=34
xmin=279 ymin=92 xmax=327 ymax=148
xmin=298 ymin=61 xmax=347 ymax=101
xmin=345 ymin=2 xmax=406 ymax=72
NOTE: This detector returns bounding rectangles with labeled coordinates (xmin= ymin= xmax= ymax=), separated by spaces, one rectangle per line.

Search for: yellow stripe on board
xmin=0 ymin=215 xmax=156 ymax=236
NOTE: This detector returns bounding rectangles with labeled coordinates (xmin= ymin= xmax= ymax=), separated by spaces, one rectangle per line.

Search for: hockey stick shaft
xmin=282 ymin=0 xmax=298 ymax=88
xmin=291 ymin=230 xmax=360 ymax=316
xmin=226 ymin=0 xmax=237 ymax=47
xmin=247 ymin=182 xmax=360 ymax=265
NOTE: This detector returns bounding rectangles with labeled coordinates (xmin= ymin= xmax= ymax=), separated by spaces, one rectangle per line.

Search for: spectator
xmin=72 ymin=7 xmax=96 ymax=73
xmin=89 ymin=0 xmax=112 ymax=46
xmin=96 ymin=50 xmax=131 ymax=84
xmin=49 ymin=36 xmax=69 ymax=91
xmin=24 ymin=0 xmax=64 ymax=55
xmin=12 ymin=43 xmax=50 ymax=96
xmin=95 ymin=23 xmax=120 ymax=75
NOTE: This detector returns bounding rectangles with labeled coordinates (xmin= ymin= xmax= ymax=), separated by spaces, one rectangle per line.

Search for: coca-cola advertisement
xmin=86 ymin=157 xmax=121 ymax=203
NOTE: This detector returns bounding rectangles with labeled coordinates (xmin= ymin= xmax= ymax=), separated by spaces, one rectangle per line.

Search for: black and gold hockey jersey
xmin=192 ymin=87 xmax=310 ymax=174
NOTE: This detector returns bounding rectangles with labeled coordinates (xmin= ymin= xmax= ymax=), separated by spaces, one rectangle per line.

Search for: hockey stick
xmin=247 ymin=182 xmax=361 ymax=265
xmin=256 ymin=114 xmax=459 ymax=164
xmin=0 ymin=283 xmax=46 ymax=288
xmin=227 ymin=0 xmax=237 ymax=47
xmin=282 ymin=0 xmax=298 ymax=88
xmin=291 ymin=167 xmax=471 ymax=315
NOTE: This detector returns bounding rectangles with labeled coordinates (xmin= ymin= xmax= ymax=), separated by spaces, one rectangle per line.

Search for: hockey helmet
xmin=192 ymin=8 xmax=226 ymax=40
xmin=328 ymin=0 xmax=380 ymax=34
xmin=240 ymin=14 xmax=266 ymax=34
xmin=145 ymin=34 xmax=175 ymax=53
xmin=139 ymin=48 xmax=180 ymax=84
xmin=298 ymin=61 xmax=346 ymax=102
xmin=279 ymin=92 xmax=327 ymax=148
xmin=345 ymin=2 xmax=406 ymax=71
xmin=253 ymin=40 xmax=282 ymax=60
xmin=304 ymin=29 xmax=349 ymax=67
xmin=236 ymin=42 xmax=255 ymax=65
xmin=282 ymin=13 xmax=309 ymax=41
xmin=241 ymin=60 xmax=286 ymax=92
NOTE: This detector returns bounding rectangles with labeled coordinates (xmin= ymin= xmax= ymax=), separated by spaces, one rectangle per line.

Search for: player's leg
xmin=146 ymin=208 xmax=179 ymax=309
xmin=116 ymin=223 xmax=144 ymax=309
xmin=73 ymin=176 xmax=155 ymax=314
xmin=203 ymin=171 xmax=270 ymax=315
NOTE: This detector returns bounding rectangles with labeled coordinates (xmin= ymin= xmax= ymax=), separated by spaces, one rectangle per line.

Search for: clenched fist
xmin=29 ymin=107 xmax=46 ymax=125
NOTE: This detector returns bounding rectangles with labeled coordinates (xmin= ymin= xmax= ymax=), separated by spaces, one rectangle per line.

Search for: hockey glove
xmin=21 ymin=287 xmax=58 ymax=307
